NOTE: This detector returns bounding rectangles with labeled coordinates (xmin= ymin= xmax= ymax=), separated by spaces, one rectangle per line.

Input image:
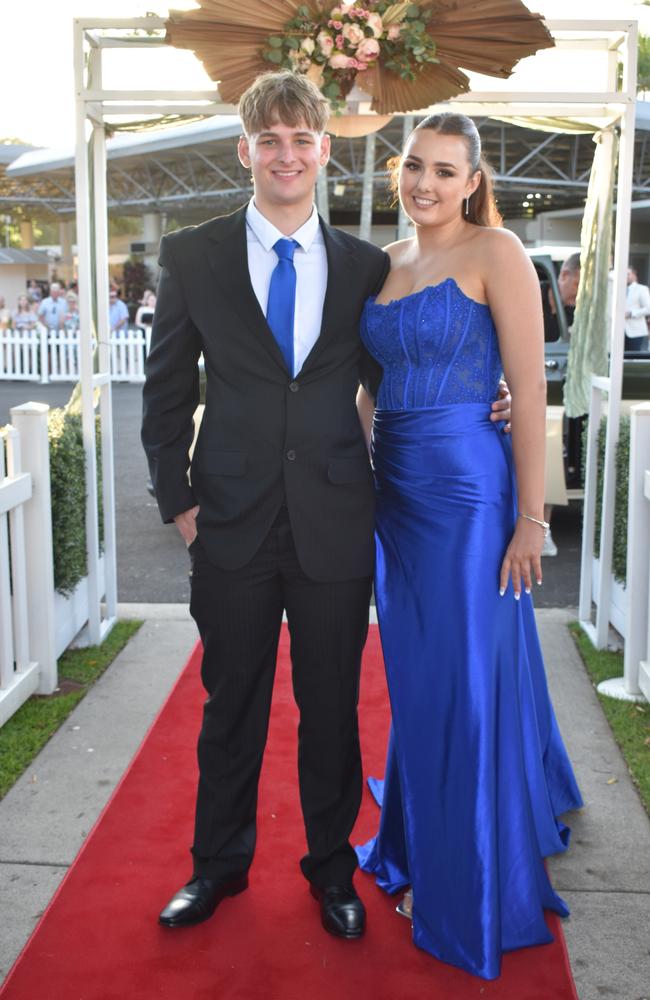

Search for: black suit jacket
xmin=141 ymin=204 xmax=389 ymax=582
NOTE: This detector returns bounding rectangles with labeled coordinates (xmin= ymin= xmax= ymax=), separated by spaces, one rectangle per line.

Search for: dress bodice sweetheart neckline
xmin=367 ymin=276 xmax=489 ymax=310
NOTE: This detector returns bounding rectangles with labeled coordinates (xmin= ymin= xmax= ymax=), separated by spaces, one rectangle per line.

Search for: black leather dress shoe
xmin=310 ymin=883 xmax=366 ymax=939
xmin=159 ymin=873 xmax=248 ymax=927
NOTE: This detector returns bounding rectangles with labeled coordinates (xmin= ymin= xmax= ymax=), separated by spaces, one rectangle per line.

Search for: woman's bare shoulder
xmin=382 ymin=238 xmax=414 ymax=265
xmin=475 ymin=226 xmax=522 ymax=249
xmin=475 ymin=226 xmax=530 ymax=270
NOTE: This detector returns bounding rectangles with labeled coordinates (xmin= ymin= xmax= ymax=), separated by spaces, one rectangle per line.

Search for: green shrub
xmin=48 ymin=409 xmax=103 ymax=596
xmin=584 ymin=416 xmax=629 ymax=584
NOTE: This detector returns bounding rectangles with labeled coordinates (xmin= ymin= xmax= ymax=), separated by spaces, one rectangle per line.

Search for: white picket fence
xmin=0 ymin=326 xmax=147 ymax=383
xmin=0 ymin=405 xmax=57 ymax=726
xmin=591 ymin=402 xmax=650 ymax=701
xmin=0 ymin=402 xmax=117 ymax=727
xmin=627 ymin=404 xmax=650 ymax=701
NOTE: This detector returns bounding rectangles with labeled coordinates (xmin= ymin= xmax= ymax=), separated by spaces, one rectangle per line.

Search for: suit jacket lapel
xmin=299 ymin=217 xmax=356 ymax=374
xmin=203 ymin=205 xmax=288 ymax=372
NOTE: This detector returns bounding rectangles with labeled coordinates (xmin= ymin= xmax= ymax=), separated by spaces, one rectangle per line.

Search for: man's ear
xmin=238 ymin=135 xmax=251 ymax=169
xmin=319 ymin=132 xmax=331 ymax=167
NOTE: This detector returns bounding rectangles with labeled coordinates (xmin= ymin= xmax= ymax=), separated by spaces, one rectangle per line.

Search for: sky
xmin=3 ymin=0 xmax=650 ymax=149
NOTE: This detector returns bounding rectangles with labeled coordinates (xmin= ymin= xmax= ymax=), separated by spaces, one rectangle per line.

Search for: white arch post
xmin=72 ymin=16 xmax=226 ymax=644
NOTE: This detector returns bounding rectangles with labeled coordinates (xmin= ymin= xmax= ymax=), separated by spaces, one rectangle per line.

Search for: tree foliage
xmin=638 ymin=33 xmax=650 ymax=93
xmin=121 ymin=258 xmax=153 ymax=317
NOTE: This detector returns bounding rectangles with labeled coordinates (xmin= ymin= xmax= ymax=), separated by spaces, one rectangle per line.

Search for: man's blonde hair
xmin=238 ymin=71 xmax=330 ymax=137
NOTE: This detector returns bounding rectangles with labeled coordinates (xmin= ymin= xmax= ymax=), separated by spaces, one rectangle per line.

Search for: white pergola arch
xmin=72 ymin=17 xmax=638 ymax=663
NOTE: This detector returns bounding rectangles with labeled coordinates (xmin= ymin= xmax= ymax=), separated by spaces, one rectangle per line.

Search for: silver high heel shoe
xmin=396 ymin=888 xmax=413 ymax=920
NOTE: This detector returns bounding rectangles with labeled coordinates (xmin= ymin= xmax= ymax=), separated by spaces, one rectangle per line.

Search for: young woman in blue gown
xmin=355 ymin=114 xmax=583 ymax=981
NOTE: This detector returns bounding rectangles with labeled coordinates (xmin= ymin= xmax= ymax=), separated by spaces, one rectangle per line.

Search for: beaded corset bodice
xmin=361 ymin=278 xmax=502 ymax=410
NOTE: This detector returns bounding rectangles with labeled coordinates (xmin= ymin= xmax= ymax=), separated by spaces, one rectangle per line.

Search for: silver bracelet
xmin=518 ymin=512 xmax=550 ymax=537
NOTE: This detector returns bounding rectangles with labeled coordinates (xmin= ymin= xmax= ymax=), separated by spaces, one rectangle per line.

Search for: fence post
xmin=639 ymin=469 xmax=650 ymax=702
xmin=10 ymin=403 xmax=57 ymax=694
xmin=623 ymin=403 xmax=650 ymax=697
xmin=39 ymin=325 xmax=49 ymax=384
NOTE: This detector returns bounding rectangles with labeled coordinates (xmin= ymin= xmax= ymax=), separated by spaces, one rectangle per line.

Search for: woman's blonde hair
xmin=388 ymin=113 xmax=502 ymax=228
xmin=238 ymin=71 xmax=330 ymax=137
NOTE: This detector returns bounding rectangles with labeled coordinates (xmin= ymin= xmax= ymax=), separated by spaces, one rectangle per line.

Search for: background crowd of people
xmin=0 ymin=280 xmax=157 ymax=334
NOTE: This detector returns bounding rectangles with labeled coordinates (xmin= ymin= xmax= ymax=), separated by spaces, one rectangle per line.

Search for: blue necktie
xmin=266 ymin=238 xmax=298 ymax=374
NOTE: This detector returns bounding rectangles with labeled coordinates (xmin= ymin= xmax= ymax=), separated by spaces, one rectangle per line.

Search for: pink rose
xmin=328 ymin=52 xmax=354 ymax=69
xmin=366 ymin=12 xmax=383 ymax=37
xmin=342 ymin=22 xmax=365 ymax=47
xmin=387 ymin=24 xmax=401 ymax=41
xmin=355 ymin=37 xmax=380 ymax=63
xmin=317 ymin=30 xmax=334 ymax=56
xmin=328 ymin=19 xmax=343 ymax=30
xmin=335 ymin=33 xmax=345 ymax=49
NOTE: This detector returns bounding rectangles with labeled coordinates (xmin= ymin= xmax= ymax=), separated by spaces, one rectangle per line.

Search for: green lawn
xmin=569 ymin=622 xmax=650 ymax=815
xmin=0 ymin=620 xmax=142 ymax=800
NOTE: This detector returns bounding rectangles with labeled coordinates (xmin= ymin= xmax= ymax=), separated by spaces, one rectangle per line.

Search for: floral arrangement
xmin=166 ymin=0 xmax=555 ymax=127
xmin=263 ymin=2 xmax=439 ymax=110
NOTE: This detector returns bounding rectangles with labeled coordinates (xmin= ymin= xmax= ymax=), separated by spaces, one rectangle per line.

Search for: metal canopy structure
xmin=70 ymin=16 xmax=638 ymax=674
xmin=3 ymin=105 xmax=650 ymax=224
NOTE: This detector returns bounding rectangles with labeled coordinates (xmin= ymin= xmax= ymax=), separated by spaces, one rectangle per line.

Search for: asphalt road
xmin=1 ymin=381 xmax=581 ymax=607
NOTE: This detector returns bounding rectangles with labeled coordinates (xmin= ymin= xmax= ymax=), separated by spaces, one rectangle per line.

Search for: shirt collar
xmin=246 ymin=198 xmax=321 ymax=253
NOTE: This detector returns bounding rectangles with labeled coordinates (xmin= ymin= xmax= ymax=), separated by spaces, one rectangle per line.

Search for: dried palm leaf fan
xmin=165 ymin=0 xmax=554 ymax=137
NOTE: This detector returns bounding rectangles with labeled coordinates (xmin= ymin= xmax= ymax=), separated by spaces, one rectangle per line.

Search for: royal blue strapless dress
xmin=356 ymin=279 xmax=583 ymax=981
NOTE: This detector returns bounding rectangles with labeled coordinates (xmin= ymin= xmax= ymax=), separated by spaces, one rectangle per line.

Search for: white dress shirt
xmin=245 ymin=199 xmax=328 ymax=376
xmin=624 ymin=281 xmax=650 ymax=339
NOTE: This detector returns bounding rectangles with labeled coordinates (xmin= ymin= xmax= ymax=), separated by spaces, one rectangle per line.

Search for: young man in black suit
xmin=142 ymin=71 xmax=508 ymax=939
xmin=142 ymin=71 xmax=388 ymax=940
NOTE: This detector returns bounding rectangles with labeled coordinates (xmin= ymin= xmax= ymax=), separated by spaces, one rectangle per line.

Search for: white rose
xmin=317 ymin=31 xmax=334 ymax=56
xmin=301 ymin=37 xmax=315 ymax=55
xmin=366 ymin=13 xmax=383 ymax=38
xmin=342 ymin=22 xmax=365 ymax=47
xmin=355 ymin=37 xmax=380 ymax=63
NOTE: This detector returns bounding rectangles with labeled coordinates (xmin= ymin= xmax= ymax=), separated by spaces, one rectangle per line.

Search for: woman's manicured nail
xmin=525 ymin=587 xmax=531 ymax=594
xmin=514 ymin=591 xmax=521 ymax=601
xmin=499 ymin=588 xmax=505 ymax=596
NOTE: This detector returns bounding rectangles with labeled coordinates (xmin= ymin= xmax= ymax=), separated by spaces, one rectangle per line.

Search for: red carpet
xmin=1 ymin=626 xmax=577 ymax=1000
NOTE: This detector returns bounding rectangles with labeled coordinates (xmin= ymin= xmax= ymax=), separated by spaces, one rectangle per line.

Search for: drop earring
xmin=464 ymin=196 xmax=470 ymax=216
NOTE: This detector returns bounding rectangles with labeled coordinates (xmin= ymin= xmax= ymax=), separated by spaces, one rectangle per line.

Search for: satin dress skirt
xmin=356 ymin=404 xmax=583 ymax=981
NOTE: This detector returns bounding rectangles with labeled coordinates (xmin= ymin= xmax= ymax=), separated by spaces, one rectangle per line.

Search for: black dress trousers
xmin=188 ymin=506 xmax=372 ymax=887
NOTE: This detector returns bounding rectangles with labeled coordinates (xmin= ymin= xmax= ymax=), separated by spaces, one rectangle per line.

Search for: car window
xmin=530 ymin=256 xmax=569 ymax=343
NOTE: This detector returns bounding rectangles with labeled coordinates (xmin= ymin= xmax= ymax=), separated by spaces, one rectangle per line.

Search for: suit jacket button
xmin=286 ymin=449 xmax=296 ymax=461
xmin=289 ymin=381 xmax=299 ymax=392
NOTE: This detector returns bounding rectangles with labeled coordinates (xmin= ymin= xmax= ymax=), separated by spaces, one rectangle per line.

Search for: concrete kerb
xmin=0 ymin=606 xmax=648 ymax=999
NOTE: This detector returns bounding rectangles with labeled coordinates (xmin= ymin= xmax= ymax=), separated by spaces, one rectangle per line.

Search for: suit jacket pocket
xmin=327 ymin=456 xmax=371 ymax=484
xmin=193 ymin=450 xmax=247 ymax=477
